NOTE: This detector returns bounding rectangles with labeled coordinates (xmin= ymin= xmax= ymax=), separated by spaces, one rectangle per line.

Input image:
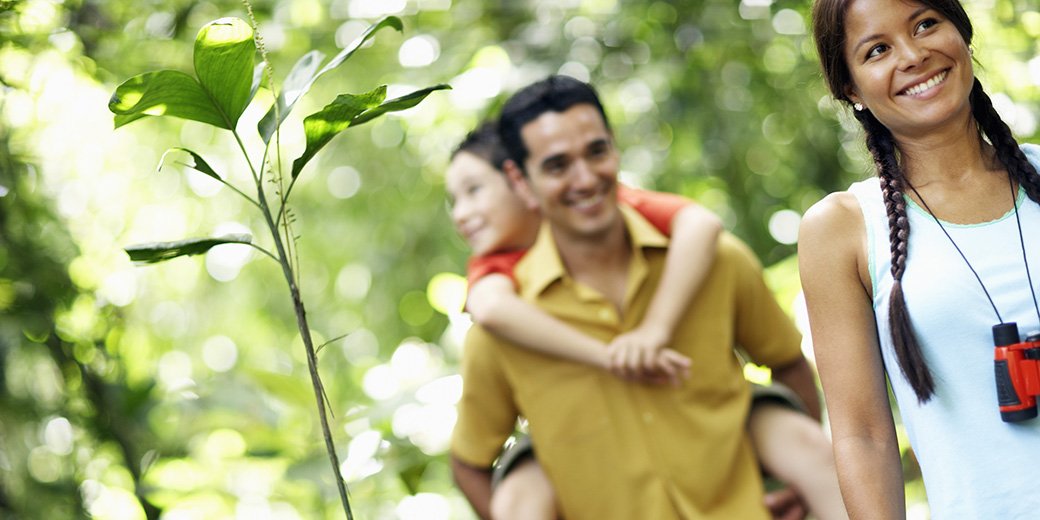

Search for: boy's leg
xmin=748 ymin=394 xmax=848 ymax=520
xmin=489 ymin=436 xmax=559 ymax=520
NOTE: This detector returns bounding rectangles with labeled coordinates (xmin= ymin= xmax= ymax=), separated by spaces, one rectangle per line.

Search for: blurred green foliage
xmin=2 ymin=0 xmax=1038 ymax=518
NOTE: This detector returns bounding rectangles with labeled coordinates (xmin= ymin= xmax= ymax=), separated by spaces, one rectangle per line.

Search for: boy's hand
xmin=607 ymin=336 xmax=690 ymax=386
xmin=763 ymin=487 xmax=808 ymax=520
xmin=607 ymin=326 xmax=679 ymax=380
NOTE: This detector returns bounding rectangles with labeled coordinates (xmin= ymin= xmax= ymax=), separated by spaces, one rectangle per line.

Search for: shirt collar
xmin=516 ymin=203 xmax=669 ymax=299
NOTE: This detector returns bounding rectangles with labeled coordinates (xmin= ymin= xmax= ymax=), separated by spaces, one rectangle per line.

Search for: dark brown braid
xmin=854 ymin=107 xmax=937 ymax=403
xmin=969 ymin=78 xmax=1040 ymax=204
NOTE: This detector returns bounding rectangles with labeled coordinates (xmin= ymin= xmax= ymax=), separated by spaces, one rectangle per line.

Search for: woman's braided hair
xmin=813 ymin=0 xmax=1040 ymax=402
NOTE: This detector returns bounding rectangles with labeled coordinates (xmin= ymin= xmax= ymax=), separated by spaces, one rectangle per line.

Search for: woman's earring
xmin=853 ymin=102 xmax=864 ymax=112
xmin=969 ymin=47 xmax=975 ymax=56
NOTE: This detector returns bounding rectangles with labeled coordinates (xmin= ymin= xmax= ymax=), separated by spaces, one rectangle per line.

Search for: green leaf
xmin=194 ymin=17 xmax=255 ymax=130
xmin=257 ymin=16 xmax=403 ymax=144
xmin=317 ymin=16 xmax=403 ymax=77
xmin=350 ymin=84 xmax=452 ymax=127
xmin=290 ymin=86 xmax=387 ymax=179
xmin=125 ymin=234 xmax=252 ymax=264
xmin=258 ymin=50 xmax=326 ymax=144
xmin=158 ymin=147 xmax=221 ymax=181
xmin=248 ymin=62 xmax=266 ymax=107
xmin=109 ymin=70 xmax=227 ymax=129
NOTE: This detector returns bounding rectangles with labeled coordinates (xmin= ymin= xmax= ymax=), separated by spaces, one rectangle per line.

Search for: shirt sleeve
xmin=723 ymin=234 xmax=804 ymax=368
xmin=465 ymin=250 xmax=528 ymax=289
xmin=450 ymin=324 xmax=521 ymax=468
xmin=616 ymin=185 xmax=692 ymax=237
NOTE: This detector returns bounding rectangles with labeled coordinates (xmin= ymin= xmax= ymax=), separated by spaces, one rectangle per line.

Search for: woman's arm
xmin=608 ymin=203 xmax=722 ymax=377
xmin=467 ymin=273 xmax=691 ymax=381
xmin=798 ymin=192 xmax=905 ymax=519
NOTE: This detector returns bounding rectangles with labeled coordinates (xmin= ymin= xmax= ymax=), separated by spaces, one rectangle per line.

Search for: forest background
xmin=2 ymin=0 xmax=1039 ymax=518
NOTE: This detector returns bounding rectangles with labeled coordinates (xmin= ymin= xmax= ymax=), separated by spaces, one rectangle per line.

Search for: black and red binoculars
xmin=993 ymin=322 xmax=1040 ymax=422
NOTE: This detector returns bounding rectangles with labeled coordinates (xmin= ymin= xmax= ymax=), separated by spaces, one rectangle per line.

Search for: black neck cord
xmin=1010 ymin=178 xmax=1040 ymax=323
xmin=905 ymin=175 xmax=1040 ymax=326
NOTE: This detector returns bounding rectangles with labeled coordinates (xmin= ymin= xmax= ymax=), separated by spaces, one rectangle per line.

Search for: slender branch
xmin=244 ymin=241 xmax=279 ymax=263
xmin=316 ymin=332 xmax=351 ymax=355
xmin=255 ymin=186 xmax=353 ymax=519
xmin=217 ymin=176 xmax=262 ymax=211
xmin=230 ymin=130 xmax=260 ymax=185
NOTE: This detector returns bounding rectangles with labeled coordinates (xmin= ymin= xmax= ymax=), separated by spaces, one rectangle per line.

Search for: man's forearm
xmin=771 ymin=357 xmax=822 ymax=421
xmin=451 ymin=454 xmax=494 ymax=520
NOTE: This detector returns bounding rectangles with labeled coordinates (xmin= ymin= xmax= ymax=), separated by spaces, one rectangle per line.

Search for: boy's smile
xmin=446 ymin=151 xmax=540 ymax=257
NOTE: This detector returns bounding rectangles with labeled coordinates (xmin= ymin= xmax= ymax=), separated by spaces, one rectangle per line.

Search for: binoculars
xmin=993 ymin=322 xmax=1040 ymax=422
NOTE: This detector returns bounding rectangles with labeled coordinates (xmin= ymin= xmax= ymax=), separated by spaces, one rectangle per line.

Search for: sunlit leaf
xmin=125 ymin=234 xmax=252 ymax=264
xmin=158 ymin=147 xmax=221 ymax=181
xmin=317 ymin=16 xmax=403 ymax=76
xmin=289 ymin=84 xmax=451 ymax=179
xmin=290 ymin=86 xmax=387 ymax=179
xmin=193 ymin=17 xmax=255 ymax=129
xmin=258 ymin=50 xmax=326 ymax=144
xmin=350 ymin=84 xmax=452 ymax=127
xmin=109 ymin=70 xmax=227 ymax=129
xmin=257 ymin=16 xmax=403 ymax=144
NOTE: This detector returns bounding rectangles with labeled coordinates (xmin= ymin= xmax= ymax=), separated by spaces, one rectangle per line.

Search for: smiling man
xmin=449 ymin=76 xmax=819 ymax=520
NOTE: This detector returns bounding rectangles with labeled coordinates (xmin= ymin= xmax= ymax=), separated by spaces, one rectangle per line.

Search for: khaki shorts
xmin=750 ymin=380 xmax=809 ymax=415
xmin=491 ymin=434 xmax=535 ymax=489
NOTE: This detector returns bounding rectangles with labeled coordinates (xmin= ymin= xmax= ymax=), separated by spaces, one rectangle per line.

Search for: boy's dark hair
xmin=498 ymin=75 xmax=610 ymax=174
xmin=452 ymin=120 xmax=509 ymax=172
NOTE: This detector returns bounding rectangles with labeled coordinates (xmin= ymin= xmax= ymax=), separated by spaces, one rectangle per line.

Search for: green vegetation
xmin=2 ymin=0 xmax=1037 ymax=518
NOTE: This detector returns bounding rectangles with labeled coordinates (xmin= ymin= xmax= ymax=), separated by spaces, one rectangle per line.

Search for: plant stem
xmin=255 ymin=171 xmax=353 ymax=519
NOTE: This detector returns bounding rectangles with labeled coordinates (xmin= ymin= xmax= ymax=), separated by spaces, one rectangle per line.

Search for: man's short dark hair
xmin=498 ymin=76 xmax=610 ymax=174
xmin=451 ymin=120 xmax=508 ymax=172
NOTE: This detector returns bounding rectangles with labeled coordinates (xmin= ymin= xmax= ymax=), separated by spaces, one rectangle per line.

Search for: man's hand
xmin=763 ymin=487 xmax=808 ymax=520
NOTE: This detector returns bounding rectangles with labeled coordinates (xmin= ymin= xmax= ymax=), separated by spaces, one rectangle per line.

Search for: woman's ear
xmin=504 ymin=160 xmax=540 ymax=211
xmin=845 ymin=84 xmax=864 ymax=110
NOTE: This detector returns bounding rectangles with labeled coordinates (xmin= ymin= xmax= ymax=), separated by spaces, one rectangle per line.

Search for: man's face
xmin=517 ymin=103 xmax=621 ymax=241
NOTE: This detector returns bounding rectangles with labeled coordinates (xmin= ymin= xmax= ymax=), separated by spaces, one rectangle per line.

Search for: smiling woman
xmin=799 ymin=0 xmax=1040 ymax=518
xmin=840 ymin=0 xmax=975 ymax=138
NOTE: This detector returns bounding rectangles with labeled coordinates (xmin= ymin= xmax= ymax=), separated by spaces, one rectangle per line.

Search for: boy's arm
xmin=467 ymin=273 xmax=612 ymax=369
xmin=609 ymin=203 xmax=722 ymax=377
xmin=468 ymin=273 xmax=691 ymax=381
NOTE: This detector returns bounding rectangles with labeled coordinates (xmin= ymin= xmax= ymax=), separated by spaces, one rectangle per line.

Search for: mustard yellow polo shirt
xmin=451 ymin=205 xmax=803 ymax=520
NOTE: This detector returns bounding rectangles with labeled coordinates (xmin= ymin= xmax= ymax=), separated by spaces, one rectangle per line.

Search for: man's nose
xmin=570 ymin=159 xmax=597 ymax=189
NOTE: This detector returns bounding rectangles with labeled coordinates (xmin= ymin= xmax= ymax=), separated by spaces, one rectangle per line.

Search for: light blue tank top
xmin=849 ymin=143 xmax=1040 ymax=518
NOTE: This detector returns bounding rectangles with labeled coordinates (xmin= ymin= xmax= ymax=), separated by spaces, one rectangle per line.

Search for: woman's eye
xmin=915 ymin=17 xmax=939 ymax=34
xmin=866 ymin=44 xmax=888 ymax=60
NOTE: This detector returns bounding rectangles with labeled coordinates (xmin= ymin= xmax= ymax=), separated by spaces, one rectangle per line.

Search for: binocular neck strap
xmin=905 ymin=173 xmax=1040 ymax=327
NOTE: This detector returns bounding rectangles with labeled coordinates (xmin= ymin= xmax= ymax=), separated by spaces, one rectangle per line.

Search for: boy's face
xmin=446 ymin=151 xmax=540 ymax=256
xmin=515 ymin=103 xmax=620 ymax=241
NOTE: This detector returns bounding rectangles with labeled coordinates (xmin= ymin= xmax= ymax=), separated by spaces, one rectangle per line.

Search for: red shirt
xmin=465 ymin=186 xmax=691 ymax=287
